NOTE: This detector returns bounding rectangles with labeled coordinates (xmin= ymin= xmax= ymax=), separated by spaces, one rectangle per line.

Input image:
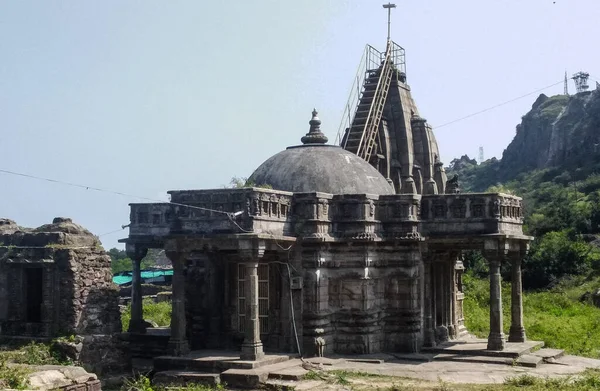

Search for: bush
xmin=523 ymin=230 xmax=600 ymax=289
xmin=122 ymin=299 xmax=172 ymax=331
xmin=463 ymin=274 xmax=600 ymax=358
xmin=0 ymin=357 xmax=30 ymax=390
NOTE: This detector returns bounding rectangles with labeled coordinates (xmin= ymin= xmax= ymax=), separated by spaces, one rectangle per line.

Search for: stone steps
xmin=422 ymin=340 xmax=545 ymax=359
xmin=432 ymin=353 xmax=515 ymax=366
xmin=515 ymin=354 xmax=544 ymax=368
xmin=153 ymin=371 xmax=220 ymax=387
xmin=154 ymin=352 xmax=291 ymax=372
xmin=265 ymin=379 xmax=327 ymax=391
xmin=532 ymin=348 xmax=565 ymax=360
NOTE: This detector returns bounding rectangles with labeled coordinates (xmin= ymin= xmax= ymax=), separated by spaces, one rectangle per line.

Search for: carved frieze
xmin=433 ymin=201 xmax=446 ymax=219
xmin=450 ymin=199 xmax=466 ymax=218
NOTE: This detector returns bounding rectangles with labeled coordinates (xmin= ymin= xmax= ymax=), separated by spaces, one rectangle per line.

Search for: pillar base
xmin=448 ymin=324 xmax=457 ymax=339
xmin=168 ymin=339 xmax=190 ymax=356
xmin=487 ymin=332 xmax=506 ymax=351
xmin=128 ymin=319 xmax=148 ymax=334
xmin=240 ymin=341 xmax=264 ymax=361
xmin=423 ymin=327 xmax=436 ymax=348
xmin=435 ymin=325 xmax=449 ymax=343
xmin=508 ymin=327 xmax=527 ymax=343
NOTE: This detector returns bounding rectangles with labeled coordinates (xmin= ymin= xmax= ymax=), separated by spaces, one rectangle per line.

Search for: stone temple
xmin=122 ymin=38 xmax=532 ymax=361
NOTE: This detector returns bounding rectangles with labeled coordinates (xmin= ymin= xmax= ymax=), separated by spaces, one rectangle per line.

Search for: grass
xmin=121 ymin=375 xmax=226 ymax=391
xmin=121 ymin=298 xmax=172 ymax=331
xmin=463 ymin=273 xmax=600 ymax=358
xmin=0 ymin=340 xmax=75 ymax=390
xmin=298 ymin=369 xmax=600 ymax=390
xmin=0 ymin=357 xmax=30 ymax=390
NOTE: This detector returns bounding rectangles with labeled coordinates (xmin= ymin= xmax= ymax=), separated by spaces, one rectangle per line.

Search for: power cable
xmin=435 ymin=80 xmax=564 ymax=129
xmin=0 ymin=168 xmax=231 ymax=216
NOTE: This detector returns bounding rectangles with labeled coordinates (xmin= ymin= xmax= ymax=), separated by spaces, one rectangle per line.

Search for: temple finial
xmin=301 ymin=109 xmax=328 ymax=145
xmin=383 ymin=3 xmax=397 ymax=44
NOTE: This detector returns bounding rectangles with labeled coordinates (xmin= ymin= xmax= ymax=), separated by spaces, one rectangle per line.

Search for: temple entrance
xmin=25 ymin=268 xmax=43 ymax=323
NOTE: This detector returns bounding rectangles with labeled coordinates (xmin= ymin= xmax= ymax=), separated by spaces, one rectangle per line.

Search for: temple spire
xmin=301 ymin=109 xmax=328 ymax=144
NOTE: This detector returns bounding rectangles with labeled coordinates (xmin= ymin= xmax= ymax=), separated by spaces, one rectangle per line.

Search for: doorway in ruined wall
xmin=25 ymin=267 xmax=43 ymax=323
xmin=236 ymin=263 xmax=269 ymax=335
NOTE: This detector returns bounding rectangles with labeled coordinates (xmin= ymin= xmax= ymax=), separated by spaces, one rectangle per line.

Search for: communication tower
xmin=478 ymin=146 xmax=484 ymax=164
xmin=572 ymin=72 xmax=590 ymax=93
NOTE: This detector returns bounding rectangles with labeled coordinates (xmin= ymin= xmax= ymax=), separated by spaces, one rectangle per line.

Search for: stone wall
xmin=0 ymin=218 xmax=126 ymax=374
xmin=300 ymin=243 xmax=423 ymax=356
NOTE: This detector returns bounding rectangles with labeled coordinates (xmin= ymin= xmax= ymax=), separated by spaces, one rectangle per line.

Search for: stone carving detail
xmin=433 ymin=202 xmax=446 ymax=218
xmin=492 ymin=199 xmax=501 ymax=217
xmin=450 ymin=199 xmax=467 ymax=218
xmin=315 ymin=336 xmax=326 ymax=357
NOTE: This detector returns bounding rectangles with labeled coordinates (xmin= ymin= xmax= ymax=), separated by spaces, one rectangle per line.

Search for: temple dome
xmin=248 ymin=110 xmax=394 ymax=195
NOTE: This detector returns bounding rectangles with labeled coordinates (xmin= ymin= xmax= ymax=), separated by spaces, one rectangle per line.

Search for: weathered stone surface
xmin=26 ymin=365 xmax=99 ymax=391
xmin=249 ymin=144 xmax=395 ymax=195
xmin=0 ymin=218 xmax=124 ymax=375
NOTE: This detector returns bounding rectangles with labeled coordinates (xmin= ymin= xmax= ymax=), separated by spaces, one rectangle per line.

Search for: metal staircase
xmin=338 ymin=41 xmax=406 ymax=163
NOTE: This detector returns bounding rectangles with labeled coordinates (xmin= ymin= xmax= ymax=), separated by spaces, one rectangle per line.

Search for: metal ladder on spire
xmin=342 ymin=45 xmax=394 ymax=162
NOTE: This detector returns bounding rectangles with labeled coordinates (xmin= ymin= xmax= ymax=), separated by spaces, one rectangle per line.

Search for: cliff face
xmin=499 ymin=89 xmax=600 ymax=180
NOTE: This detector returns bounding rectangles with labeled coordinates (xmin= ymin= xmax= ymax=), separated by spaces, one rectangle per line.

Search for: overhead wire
xmin=0 ymin=168 xmax=246 ymax=235
xmin=0 ymin=168 xmax=232 ymax=216
xmin=435 ymin=80 xmax=564 ymax=129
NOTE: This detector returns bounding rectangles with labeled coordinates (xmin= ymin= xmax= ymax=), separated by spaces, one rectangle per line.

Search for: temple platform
xmin=153 ymin=350 xmax=296 ymax=388
xmin=422 ymin=337 xmax=544 ymax=358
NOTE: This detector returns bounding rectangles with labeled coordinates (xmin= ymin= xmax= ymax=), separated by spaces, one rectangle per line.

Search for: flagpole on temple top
xmin=383 ymin=2 xmax=396 ymax=50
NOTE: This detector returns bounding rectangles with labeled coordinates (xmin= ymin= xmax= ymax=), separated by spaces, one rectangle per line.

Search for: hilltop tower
xmin=337 ymin=6 xmax=447 ymax=195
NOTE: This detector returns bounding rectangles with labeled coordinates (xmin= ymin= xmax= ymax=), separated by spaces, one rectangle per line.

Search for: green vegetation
xmin=228 ymin=176 xmax=273 ymax=189
xmin=301 ymin=368 xmax=600 ymax=390
xmin=0 ymin=340 xmax=78 ymax=390
xmin=121 ymin=375 xmax=225 ymax=391
xmin=463 ymin=273 xmax=600 ymax=358
xmin=0 ymin=357 xmax=30 ymax=390
xmin=108 ymin=247 xmax=158 ymax=274
xmin=121 ymin=298 xmax=172 ymax=331
xmin=501 ymin=370 xmax=600 ymax=391
xmin=448 ymin=154 xmax=600 ymax=291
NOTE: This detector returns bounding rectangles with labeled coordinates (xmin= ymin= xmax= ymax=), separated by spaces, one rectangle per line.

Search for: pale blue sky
xmin=1 ymin=1 xmax=598 ymax=249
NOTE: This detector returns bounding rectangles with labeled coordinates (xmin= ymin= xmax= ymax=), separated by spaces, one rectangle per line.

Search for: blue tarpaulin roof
xmin=113 ymin=269 xmax=173 ymax=285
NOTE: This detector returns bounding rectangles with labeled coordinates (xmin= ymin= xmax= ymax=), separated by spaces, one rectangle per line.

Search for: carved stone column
xmin=508 ymin=251 xmax=527 ymax=343
xmin=422 ymin=256 xmax=436 ymax=347
xmin=447 ymin=257 xmax=456 ymax=339
xmin=126 ymin=243 xmax=147 ymax=333
xmin=487 ymin=255 xmax=505 ymax=350
xmin=240 ymin=262 xmax=264 ymax=361
xmin=166 ymin=250 xmax=189 ymax=356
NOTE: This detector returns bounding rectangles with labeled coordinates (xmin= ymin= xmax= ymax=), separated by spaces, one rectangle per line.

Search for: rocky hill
xmin=499 ymin=89 xmax=600 ymax=181
xmin=447 ymin=88 xmax=600 ymax=191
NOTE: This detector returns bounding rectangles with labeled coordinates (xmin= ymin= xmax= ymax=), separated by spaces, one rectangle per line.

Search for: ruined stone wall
xmin=54 ymin=247 xmax=121 ymax=335
xmin=0 ymin=218 xmax=126 ymax=374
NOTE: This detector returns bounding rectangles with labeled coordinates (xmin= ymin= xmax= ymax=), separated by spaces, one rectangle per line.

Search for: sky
xmin=1 ymin=0 xmax=599 ymax=249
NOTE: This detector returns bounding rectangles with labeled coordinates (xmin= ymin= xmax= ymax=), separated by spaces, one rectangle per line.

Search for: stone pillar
xmin=447 ymin=258 xmax=456 ymax=339
xmin=508 ymin=253 xmax=527 ymax=343
xmin=487 ymin=256 xmax=505 ymax=350
xmin=423 ymin=257 xmax=436 ymax=347
xmin=167 ymin=250 xmax=190 ymax=356
xmin=125 ymin=244 xmax=147 ymax=333
xmin=241 ymin=262 xmax=264 ymax=360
